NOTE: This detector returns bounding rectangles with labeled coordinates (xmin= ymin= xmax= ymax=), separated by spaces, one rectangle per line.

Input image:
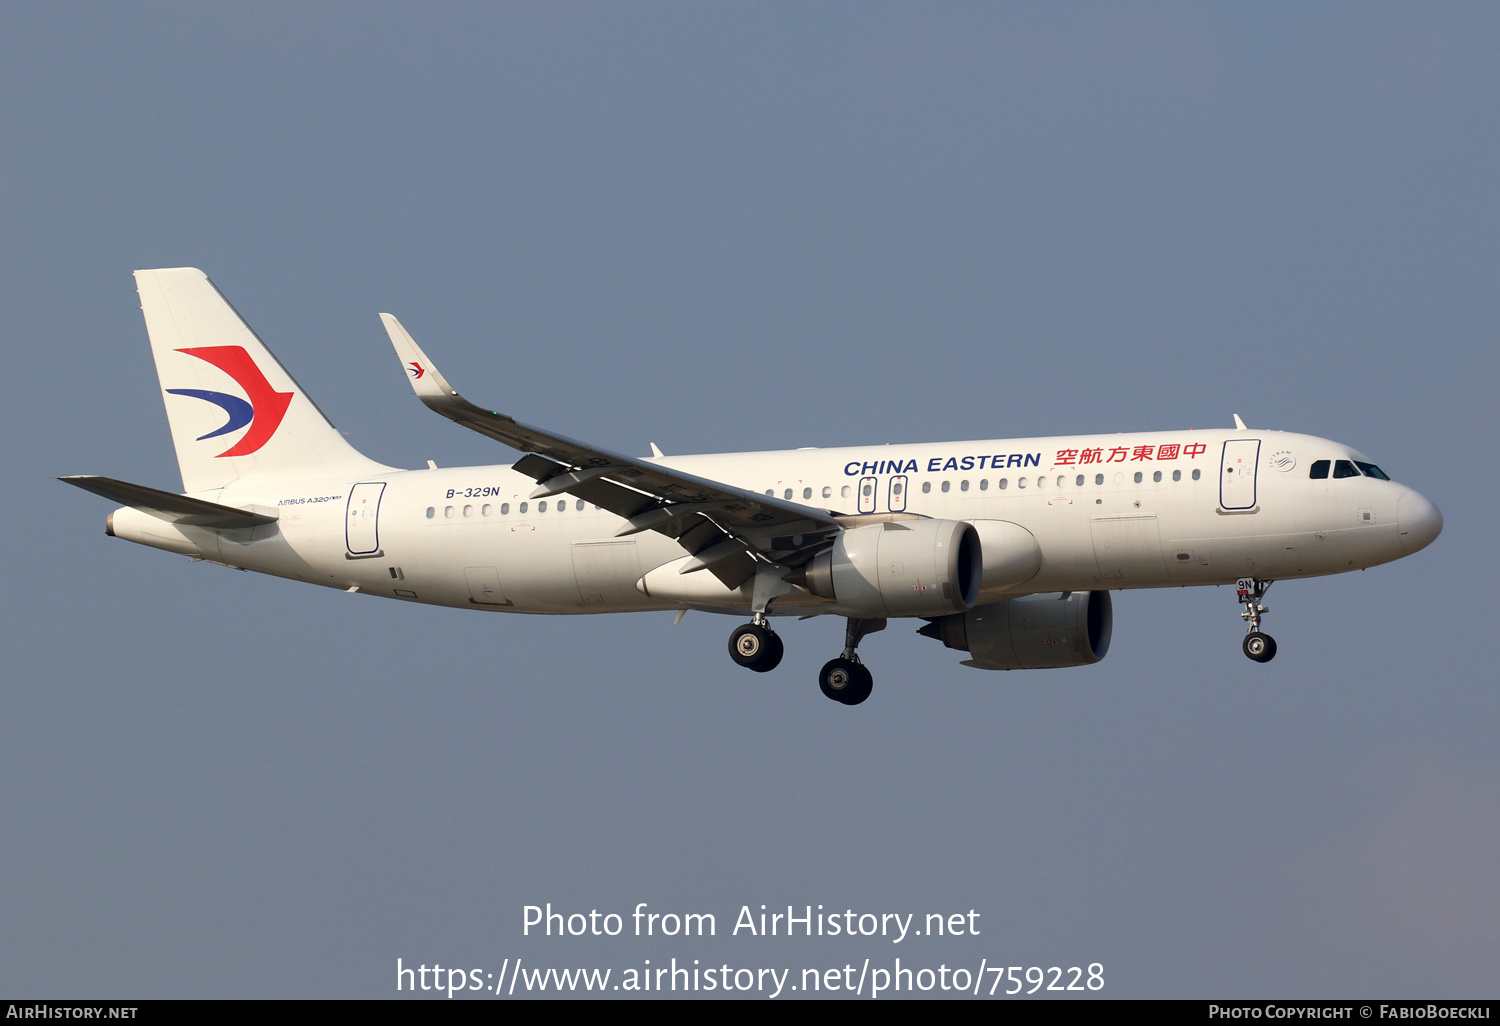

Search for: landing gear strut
xmin=1236 ymin=578 xmax=1277 ymax=663
xmin=728 ymin=614 xmax=783 ymax=673
xmin=819 ymin=617 xmax=884 ymax=705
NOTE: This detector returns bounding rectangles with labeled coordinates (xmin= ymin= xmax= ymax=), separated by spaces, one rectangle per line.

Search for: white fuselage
xmin=109 ymin=428 xmax=1434 ymax=618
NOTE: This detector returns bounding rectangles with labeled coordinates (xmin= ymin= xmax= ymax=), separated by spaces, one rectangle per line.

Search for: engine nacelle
xmin=919 ymin=590 xmax=1113 ymax=670
xmin=801 ymin=519 xmax=982 ymax=618
xmin=969 ymin=519 xmax=1041 ymax=600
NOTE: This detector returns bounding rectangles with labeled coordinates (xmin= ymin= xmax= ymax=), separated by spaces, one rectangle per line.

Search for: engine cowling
xmin=801 ymin=519 xmax=982 ymax=618
xmin=969 ymin=519 xmax=1041 ymax=600
xmin=919 ymin=590 xmax=1113 ymax=670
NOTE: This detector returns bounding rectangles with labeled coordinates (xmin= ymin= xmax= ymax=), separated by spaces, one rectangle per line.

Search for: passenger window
xmin=539 ymin=500 xmax=548 ymax=512
xmin=1191 ymin=469 xmax=1201 ymax=481
xmin=822 ymin=486 xmax=831 ymax=498
xmin=998 ymin=478 xmax=1008 ymax=490
xmin=960 ymin=480 xmax=969 ymax=492
xmin=921 ymin=481 xmax=931 ymax=493
xmin=1309 ymin=460 xmax=1330 ymax=480
xmin=1333 ymin=460 xmax=1360 ymax=479
xmin=765 ymin=489 xmax=774 ymax=496
xmin=803 ymin=487 xmax=812 ymax=499
xmin=1018 ymin=477 xmax=1028 ymax=489
xmin=979 ymin=478 xmax=988 ymax=490
xmin=1075 ymin=475 xmax=1084 ymax=487
xmin=841 ymin=485 xmax=851 ymax=498
xmin=1172 ymin=470 xmax=1181 ymax=482
xmin=784 ymin=489 xmax=793 ymax=499
xmin=500 ymin=503 xmax=510 ymax=515
xmin=557 ymin=500 xmax=567 ymax=511
xmin=425 ymin=507 xmax=435 ymax=519
xmin=519 ymin=502 xmax=528 ymax=514
xmin=1094 ymin=474 xmax=1104 ymax=486
xmin=1037 ymin=476 xmax=1047 ymax=490
xmin=1153 ymin=471 xmax=1162 ymax=483
xmin=941 ymin=481 xmax=950 ymax=493
xmin=861 ymin=482 xmax=873 ymax=497
xmin=482 ymin=504 xmax=492 ymax=516
xmin=1056 ymin=475 xmax=1065 ymax=487
xmin=1133 ymin=472 xmax=1143 ymax=484
xmin=1355 ymin=461 xmax=1390 ymax=480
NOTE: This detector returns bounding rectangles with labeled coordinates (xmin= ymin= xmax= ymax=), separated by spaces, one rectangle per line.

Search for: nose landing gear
xmin=1237 ymin=578 xmax=1277 ymax=663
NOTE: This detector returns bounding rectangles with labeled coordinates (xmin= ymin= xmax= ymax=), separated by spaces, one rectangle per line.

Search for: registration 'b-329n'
xmin=64 ymin=268 xmax=1444 ymax=705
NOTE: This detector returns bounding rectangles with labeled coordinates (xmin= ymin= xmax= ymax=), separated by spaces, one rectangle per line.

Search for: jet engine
xmin=799 ymin=519 xmax=982 ymax=618
xmin=918 ymin=590 xmax=1113 ymax=670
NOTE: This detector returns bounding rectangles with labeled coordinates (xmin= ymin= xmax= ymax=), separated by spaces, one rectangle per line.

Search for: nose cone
xmin=1397 ymin=490 xmax=1443 ymax=555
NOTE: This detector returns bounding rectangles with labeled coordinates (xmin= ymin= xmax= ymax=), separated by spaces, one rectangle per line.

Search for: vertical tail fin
xmin=135 ymin=268 xmax=389 ymax=493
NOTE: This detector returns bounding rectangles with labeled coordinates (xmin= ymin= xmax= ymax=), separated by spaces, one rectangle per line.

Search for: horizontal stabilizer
xmin=59 ymin=475 xmax=278 ymax=529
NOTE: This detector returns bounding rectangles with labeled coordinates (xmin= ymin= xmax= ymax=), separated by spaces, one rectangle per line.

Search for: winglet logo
xmin=166 ymin=346 xmax=294 ymax=457
xmin=407 ymin=362 xmax=425 ymax=379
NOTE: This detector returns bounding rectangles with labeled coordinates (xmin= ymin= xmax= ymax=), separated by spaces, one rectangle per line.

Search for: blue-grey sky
xmin=3 ymin=3 xmax=1496 ymax=998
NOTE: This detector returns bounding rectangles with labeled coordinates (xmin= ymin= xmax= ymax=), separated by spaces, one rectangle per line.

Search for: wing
xmin=380 ymin=314 xmax=841 ymax=589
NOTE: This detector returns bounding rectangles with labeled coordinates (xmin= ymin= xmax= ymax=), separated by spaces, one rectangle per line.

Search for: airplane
xmin=63 ymin=268 xmax=1444 ymax=705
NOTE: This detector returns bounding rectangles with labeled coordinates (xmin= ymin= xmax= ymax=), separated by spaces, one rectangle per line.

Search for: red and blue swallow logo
xmin=165 ymin=346 xmax=293 ymax=457
xmin=407 ymin=361 xmax=425 ymax=379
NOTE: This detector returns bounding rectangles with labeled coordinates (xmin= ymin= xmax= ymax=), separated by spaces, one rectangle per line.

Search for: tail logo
xmin=407 ymin=362 xmax=425 ymax=379
xmin=165 ymin=346 xmax=294 ymax=457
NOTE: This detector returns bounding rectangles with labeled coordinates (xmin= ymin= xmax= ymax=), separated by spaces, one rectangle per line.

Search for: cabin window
xmin=960 ymin=480 xmax=969 ymax=492
xmin=1056 ymin=475 xmax=1066 ymax=487
xmin=979 ymin=478 xmax=989 ymax=490
xmin=922 ymin=481 xmax=931 ymax=493
xmin=803 ymin=487 xmax=812 ymax=499
xmin=518 ymin=502 xmax=528 ymax=514
xmin=1133 ymin=472 xmax=1143 ymax=484
xmin=1309 ymin=460 xmax=1330 ymax=480
xmin=784 ymin=488 xmax=793 ymax=500
xmin=1172 ymin=470 xmax=1181 ymax=482
xmin=500 ymin=503 xmax=510 ymax=515
xmin=444 ymin=506 xmax=454 ymax=518
xmin=941 ymin=481 xmax=951 ymax=493
xmin=1075 ymin=475 xmax=1085 ymax=487
xmin=481 ymin=504 xmax=491 ymax=516
xmin=1036 ymin=476 xmax=1046 ymax=489
xmin=1153 ymin=471 xmax=1162 ymax=483
xmin=1355 ymin=461 xmax=1390 ymax=480
xmin=1192 ymin=469 xmax=1201 ymax=481
xmin=998 ymin=478 xmax=1008 ymax=490
xmin=463 ymin=505 xmax=473 ymax=517
xmin=557 ymin=500 xmax=567 ymax=511
xmin=538 ymin=500 xmax=548 ymax=512
xmin=425 ymin=507 xmax=435 ymax=519
xmin=862 ymin=481 xmax=874 ymax=498
xmin=841 ymin=485 xmax=851 ymax=498
xmin=1095 ymin=474 xmax=1104 ymax=486
xmin=765 ymin=489 xmax=774 ymax=496
xmin=822 ymin=486 xmax=832 ymax=498
xmin=1018 ymin=478 xmax=1027 ymax=489
xmin=1333 ymin=460 xmax=1360 ymax=479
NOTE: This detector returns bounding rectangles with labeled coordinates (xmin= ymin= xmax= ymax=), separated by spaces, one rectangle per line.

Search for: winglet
xmin=380 ymin=313 xmax=461 ymax=403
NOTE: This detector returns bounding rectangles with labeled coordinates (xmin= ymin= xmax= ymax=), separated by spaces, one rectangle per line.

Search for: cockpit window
xmin=1354 ymin=461 xmax=1390 ymax=480
xmin=1309 ymin=460 xmax=1330 ymax=480
xmin=1333 ymin=460 xmax=1360 ymax=479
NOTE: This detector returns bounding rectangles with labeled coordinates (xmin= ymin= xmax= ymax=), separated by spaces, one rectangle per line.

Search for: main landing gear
xmin=818 ymin=618 xmax=884 ymax=706
xmin=725 ymin=615 xmax=885 ymax=705
xmin=1237 ymin=577 xmax=1277 ymax=663
xmin=728 ymin=615 xmax=783 ymax=673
